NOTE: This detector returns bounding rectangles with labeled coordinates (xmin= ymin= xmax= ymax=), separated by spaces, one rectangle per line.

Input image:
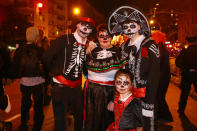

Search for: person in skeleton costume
xmin=107 ymin=69 xmax=143 ymax=131
xmin=84 ymin=24 xmax=128 ymax=131
xmin=43 ymin=17 xmax=95 ymax=131
xmin=108 ymin=6 xmax=160 ymax=131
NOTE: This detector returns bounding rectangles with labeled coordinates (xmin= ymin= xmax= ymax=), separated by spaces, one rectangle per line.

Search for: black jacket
xmin=119 ymin=99 xmax=143 ymax=130
xmin=122 ymin=38 xmax=160 ymax=111
xmin=43 ymin=34 xmax=87 ymax=81
xmin=12 ymin=43 xmax=43 ymax=77
xmin=176 ymin=44 xmax=197 ymax=70
xmin=0 ymin=47 xmax=11 ymax=78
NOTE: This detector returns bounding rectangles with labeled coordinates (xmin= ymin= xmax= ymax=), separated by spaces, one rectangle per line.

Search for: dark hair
xmin=96 ymin=24 xmax=112 ymax=37
xmin=114 ymin=68 xmax=134 ymax=82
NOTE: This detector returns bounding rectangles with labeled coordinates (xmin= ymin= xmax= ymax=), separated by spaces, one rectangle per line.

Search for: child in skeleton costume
xmin=84 ymin=24 xmax=128 ymax=131
xmin=107 ymin=69 xmax=143 ymax=131
xmin=108 ymin=6 xmax=160 ymax=131
xmin=43 ymin=17 xmax=95 ymax=131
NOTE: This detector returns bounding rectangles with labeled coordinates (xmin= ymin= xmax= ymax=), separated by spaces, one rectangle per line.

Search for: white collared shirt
xmin=119 ymin=93 xmax=133 ymax=102
xmin=129 ymin=35 xmax=145 ymax=52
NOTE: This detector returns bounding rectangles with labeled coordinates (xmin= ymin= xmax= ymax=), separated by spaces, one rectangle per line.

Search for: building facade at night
xmin=9 ymin=0 xmax=104 ymax=39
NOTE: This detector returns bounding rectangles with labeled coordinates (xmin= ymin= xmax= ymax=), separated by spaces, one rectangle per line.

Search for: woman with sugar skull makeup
xmin=43 ymin=17 xmax=95 ymax=131
xmin=108 ymin=6 xmax=160 ymax=131
xmin=83 ymin=24 xmax=128 ymax=131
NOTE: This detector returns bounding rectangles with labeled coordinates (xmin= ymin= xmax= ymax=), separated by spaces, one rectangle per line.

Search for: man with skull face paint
xmin=108 ymin=6 xmax=160 ymax=131
xmin=43 ymin=17 xmax=95 ymax=131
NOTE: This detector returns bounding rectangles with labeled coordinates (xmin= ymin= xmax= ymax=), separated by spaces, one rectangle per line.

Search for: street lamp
xmin=37 ymin=2 xmax=43 ymax=8
xmin=150 ymin=19 xmax=154 ymax=25
xmin=73 ymin=7 xmax=80 ymax=15
xmin=36 ymin=2 xmax=44 ymax=14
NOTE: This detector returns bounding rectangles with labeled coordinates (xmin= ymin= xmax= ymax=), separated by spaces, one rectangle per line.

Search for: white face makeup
xmin=76 ymin=22 xmax=93 ymax=38
xmin=97 ymin=30 xmax=112 ymax=49
xmin=115 ymin=74 xmax=132 ymax=95
xmin=123 ymin=22 xmax=140 ymax=39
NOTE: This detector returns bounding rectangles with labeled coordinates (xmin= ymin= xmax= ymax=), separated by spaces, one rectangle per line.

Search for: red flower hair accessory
xmin=151 ymin=30 xmax=166 ymax=44
xmin=141 ymin=47 xmax=148 ymax=58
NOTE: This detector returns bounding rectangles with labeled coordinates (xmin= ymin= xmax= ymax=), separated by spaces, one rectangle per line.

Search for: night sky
xmin=87 ymin=0 xmax=156 ymax=18
xmin=87 ymin=0 xmax=197 ymax=18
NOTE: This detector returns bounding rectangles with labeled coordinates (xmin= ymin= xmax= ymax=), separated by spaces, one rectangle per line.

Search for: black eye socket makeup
xmin=81 ymin=22 xmax=93 ymax=29
xmin=116 ymin=80 xmax=130 ymax=86
xmin=123 ymin=81 xmax=130 ymax=86
xmin=116 ymin=80 xmax=122 ymax=85
xmin=130 ymin=24 xmax=136 ymax=29
xmin=123 ymin=25 xmax=129 ymax=29
xmin=98 ymin=35 xmax=111 ymax=39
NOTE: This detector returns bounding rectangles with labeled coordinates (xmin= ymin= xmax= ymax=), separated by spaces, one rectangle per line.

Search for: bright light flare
xmin=37 ymin=3 xmax=43 ymax=8
xmin=150 ymin=20 xmax=154 ymax=25
xmin=73 ymin=8 xmax=80 ymax=15
xmin=168 ymin=44 xmax=173 ymax=48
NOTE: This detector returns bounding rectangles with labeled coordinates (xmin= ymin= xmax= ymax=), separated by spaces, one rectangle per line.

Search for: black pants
xmin=51 ymin=83 xmax=83 ymax=131
xmin=84 ymin=81 xmax=114 ymax=131
xmin=20 ymin=84 xmax=44 ymax=130
xmin=178 ymin=71 xmax=197 ymax=112
xmin=157 ymin=76 xmax=173 ymax=121
xmin=0 ymin=78 xmax=4 ymax=96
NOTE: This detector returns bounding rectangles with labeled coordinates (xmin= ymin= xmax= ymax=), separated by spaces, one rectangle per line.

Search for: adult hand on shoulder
xmin=107 ymin=101 xmax=114 ymax=112
xmin=86 ymin=41 xmax=97 ymax=55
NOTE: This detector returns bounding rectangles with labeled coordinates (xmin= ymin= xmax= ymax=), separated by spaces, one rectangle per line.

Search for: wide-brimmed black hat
xmin=108 ymin=6 xmax=151 ymax=36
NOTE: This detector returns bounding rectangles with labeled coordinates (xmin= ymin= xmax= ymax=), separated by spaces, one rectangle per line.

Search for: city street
xmin=1 ymin=77 xmax=197 ymax=131
xmin=1 ymin=0 xmax=197 ymax=130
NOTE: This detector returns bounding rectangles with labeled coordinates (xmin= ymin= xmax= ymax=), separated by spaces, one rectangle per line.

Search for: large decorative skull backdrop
xmin=108 ymin=6 xmax=151 ymax=37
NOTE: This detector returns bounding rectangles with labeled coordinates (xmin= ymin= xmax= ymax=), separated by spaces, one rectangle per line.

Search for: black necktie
xmin=130 ymin=45 xmax=137 ymax=56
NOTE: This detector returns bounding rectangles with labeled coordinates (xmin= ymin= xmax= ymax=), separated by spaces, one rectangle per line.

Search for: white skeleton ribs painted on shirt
xmin=64 ymin=43 xmax=85 ymax=77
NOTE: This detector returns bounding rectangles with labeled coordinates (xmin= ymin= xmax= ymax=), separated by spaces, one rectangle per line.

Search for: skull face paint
xmin=115 ymin=74 xmax=132 ymax=95
xmin=77 ymin=22 xmax=93 ymax=38
xmin=97 ymin=30 xmax=112 ymax=49
xmin=123 ymin=22 xmax=140 ymax=39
